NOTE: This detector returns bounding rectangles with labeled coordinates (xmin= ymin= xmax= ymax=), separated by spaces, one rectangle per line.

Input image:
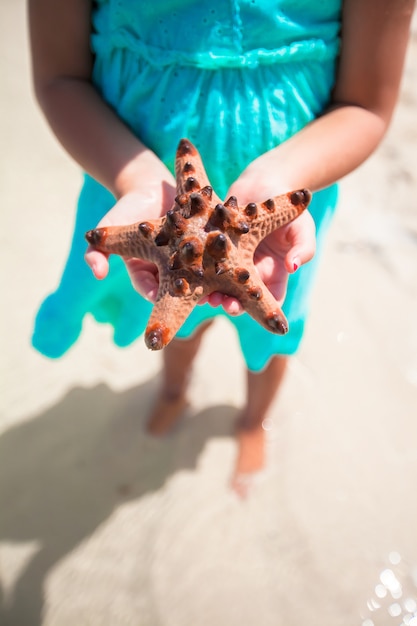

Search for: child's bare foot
xmin=146 ymin=390 xmax=189 ymax=436
xmin=231 ymin=415 xmax=268 ymax=498
xmin=146 ymin=322 xmax=214 ymax=436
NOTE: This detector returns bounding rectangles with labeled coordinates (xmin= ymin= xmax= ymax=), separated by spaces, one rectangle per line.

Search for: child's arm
xmin=214 ymin=0 xmax=415 ymax=313
xmin=28 ymin=0 xmax=172 ymax=198
xmin=229 ymin=0 xmax=415 ymax=200
xmin=28 ymin=0 xmax=176 ymax=289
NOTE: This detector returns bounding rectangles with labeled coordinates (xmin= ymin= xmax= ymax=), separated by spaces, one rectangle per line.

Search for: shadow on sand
xmin=0 ymin=378 xmax=237 ymax=625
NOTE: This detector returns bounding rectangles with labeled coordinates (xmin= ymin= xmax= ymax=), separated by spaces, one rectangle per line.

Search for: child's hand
xmin=205 ymin=158 xmax=316 ymax=315
xmin=85 ymin=153 xmax=316 ymax=313
xmin=85 ymin=173 xmax=176 ymax=301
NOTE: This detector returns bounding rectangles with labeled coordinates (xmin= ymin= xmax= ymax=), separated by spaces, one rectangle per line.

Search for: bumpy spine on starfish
xmin=85 ymin=138 xmax=312 ymax=350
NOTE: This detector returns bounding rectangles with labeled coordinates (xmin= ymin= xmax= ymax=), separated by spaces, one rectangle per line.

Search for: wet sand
xmin=1 ymin=2 xmax=417 ymax=625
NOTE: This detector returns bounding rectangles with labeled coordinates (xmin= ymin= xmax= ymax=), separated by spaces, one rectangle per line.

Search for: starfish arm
xmin=237 ymin=189 xmax=312 ymax=249
xmin=175 ymin=138 xmax=221 ymax=203
xmin=144 ymin=277 xmax=202 ymax=349
xmin=85 ymin=219 xmax=163 ymax=263
xmin=211 ymin=268 xmax=289 ymax=335
xmin=240 ymin=286 xmax=289 ymax=335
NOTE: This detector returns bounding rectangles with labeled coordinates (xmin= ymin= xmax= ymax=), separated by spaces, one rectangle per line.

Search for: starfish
xmin=85 ymin=139 xmax=312 ymax=350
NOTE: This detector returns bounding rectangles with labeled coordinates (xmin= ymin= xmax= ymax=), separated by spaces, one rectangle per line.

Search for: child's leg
xmin=146 ymin=320 xmax=213 ymax=435
xmin=232 ymin=355 xmax=288 ymax=496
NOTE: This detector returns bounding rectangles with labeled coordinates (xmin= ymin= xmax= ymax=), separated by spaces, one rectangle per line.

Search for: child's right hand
xmin=85 ymin=171 xmax=176 ymax=301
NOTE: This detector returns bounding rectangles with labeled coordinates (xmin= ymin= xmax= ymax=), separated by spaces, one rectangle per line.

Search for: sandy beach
xmin=1 ymin=2 xmax=417 ymax=625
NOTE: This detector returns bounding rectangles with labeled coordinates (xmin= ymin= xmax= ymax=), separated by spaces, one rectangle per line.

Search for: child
xmin=29 ymin=0 xmax=415 ymax=496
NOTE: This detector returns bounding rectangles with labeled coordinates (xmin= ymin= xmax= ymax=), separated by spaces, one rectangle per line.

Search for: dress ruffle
xmin=92 ymin=29 xmax=339 ymax=69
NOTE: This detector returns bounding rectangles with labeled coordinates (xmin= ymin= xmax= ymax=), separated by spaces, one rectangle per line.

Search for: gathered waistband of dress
xmin=91 ymin=29 xmax=340 ymax=70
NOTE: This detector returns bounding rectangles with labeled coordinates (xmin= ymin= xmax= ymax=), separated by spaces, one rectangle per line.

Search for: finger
xmin=284 ymin=215 xmax=316 ymax=273
xmin=129 ymin=271 xmax=159 ymax=302
xmin=207 ymin=292 xmax=244 ymax=315
xmin=85 ymin=246 xmax=109 ymax=279
xmin=206 ymin=292 xmax=224 ymax=307
xmin=265 ymin=274 xmax=289 ymax=305
xmin=284 ymin=244 xmax=314 ymax=273
xmin=126 ymin=259 xmax=160 ymax=302
xmin=136 ymin=277 xmax=159 ymax=302
xmin=223 ymin=296 xmax=244 ymax=316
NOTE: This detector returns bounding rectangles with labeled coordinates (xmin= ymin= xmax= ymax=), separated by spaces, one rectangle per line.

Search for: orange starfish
xmin=85 ymin=139 xmax=312 ymax=350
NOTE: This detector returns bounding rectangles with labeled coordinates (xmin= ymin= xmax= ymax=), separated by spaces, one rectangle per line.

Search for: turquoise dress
xmin=32 ymin=0 xmax=341 ymax=372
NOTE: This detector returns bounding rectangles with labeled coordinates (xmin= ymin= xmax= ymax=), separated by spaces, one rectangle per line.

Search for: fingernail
xmin=292 ymin=257 xmax=300 ymax=272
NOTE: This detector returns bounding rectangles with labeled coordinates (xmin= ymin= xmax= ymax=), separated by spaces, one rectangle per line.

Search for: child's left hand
xmin=204 ymin=166 xmax=316 ymax=315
